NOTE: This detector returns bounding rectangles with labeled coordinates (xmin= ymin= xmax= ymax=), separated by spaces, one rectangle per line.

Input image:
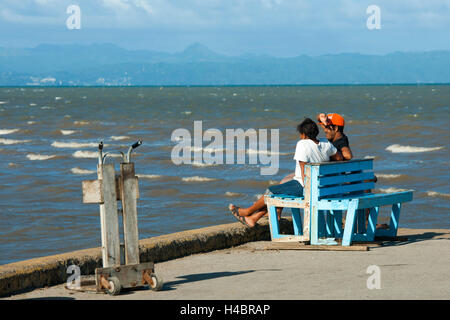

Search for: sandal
xmin=228 ymin=204 xmax=251 ymax=228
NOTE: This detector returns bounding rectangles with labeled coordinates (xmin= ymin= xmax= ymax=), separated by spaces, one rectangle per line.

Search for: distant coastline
xmin=1 ymin=44 xmax=449 ymax=86
xmin=0 ymin=83 xmax=449 ymax=88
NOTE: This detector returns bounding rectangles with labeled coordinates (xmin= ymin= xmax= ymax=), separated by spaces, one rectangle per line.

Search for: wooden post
xmin=120 ymin=163 xmax=140 ymax=265
xmin=302 ymin=165 xmax=312 ymax=242
xmin=308 ymin=165 xmax=320 ymax=244
xmin=98 ymin=164 xmax=121 ymax=267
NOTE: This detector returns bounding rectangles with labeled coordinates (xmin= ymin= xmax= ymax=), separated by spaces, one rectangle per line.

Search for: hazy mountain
xmin=0 ymin=43 xmax=448 ymax=85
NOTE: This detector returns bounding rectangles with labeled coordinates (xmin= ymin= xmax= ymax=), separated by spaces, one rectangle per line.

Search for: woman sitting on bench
xmin=229 ymin=118 xmax=343 ymax=227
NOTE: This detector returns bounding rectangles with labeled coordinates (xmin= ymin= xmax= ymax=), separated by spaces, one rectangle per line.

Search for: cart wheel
xmin=106 ymin=276 xmax=121 ymax=296
xmin=149 ymin=274 xmax=163 ymax=291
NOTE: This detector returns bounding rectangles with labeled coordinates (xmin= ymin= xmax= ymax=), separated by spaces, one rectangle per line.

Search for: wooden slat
xmin=263 ymin=242 xmax=368 ymax=251
xmin=82 ymin=177 xmax=140 ymax=204
xmin=115 ymin=176 xmax=139 ymax=200
xmin=357 ymin=191 xmax=413 ymax=208
xmin=272 ymin=235 xmax=309 ymax=242
xmin=82 ymin=179 xmax=103 ymax=204
xmin=318 ymin=182 xmax=375 ymax=197
xmin=314 ymin=159 xmax=373 ymax=175
xmin=98 ymin=164 xmax=121 ymax=268
xmin=264 ymin=196 xmax=305 ymax=208
xmin=318 ymin=172 xmax=374 ymax=186
xmin=120 ymin=163 xmax=140 ymax=265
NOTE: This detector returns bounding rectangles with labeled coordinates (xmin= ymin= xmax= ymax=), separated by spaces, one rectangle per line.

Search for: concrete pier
xmin=1 ymin=220 xmax=449 ymax=299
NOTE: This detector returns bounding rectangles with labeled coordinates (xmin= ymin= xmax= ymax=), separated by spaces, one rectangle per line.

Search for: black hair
xmin=297 ymin=118 xmax=319 ymax=139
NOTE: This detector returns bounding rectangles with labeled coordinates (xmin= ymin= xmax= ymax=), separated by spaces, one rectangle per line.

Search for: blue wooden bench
xmin=264 ymin=159 xmax=413 ymax=246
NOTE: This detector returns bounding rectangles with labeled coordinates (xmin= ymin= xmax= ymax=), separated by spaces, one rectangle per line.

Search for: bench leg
xmin=291 ymin=208 xmax=303 ymax=236
xmin=268 ymin=205 xmax=281 ymax=240
xmin=366 ymin=206 xmax=379 ymax=241
xmin=357 ymin=209 xmax=366 ymax=234
xmin=318 ymin=210 xmax=326 ymax=237
xmin=325 ymin=211 xmax=334 ymax=237
xmin=333 ymin=210 xmax=343 ymax=239
xmin=376 ymin=203 xmax=401 ymax=237
xmin=342 ymin=200 xmax=359 ymax=246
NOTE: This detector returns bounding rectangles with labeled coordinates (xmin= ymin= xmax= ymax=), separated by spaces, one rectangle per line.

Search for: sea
xmin=0 ymin=85 xmax=448 ymax=265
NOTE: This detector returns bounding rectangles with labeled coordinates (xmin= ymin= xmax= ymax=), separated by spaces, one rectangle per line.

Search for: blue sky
xmin=0 ymin=0 xmax=449 ymax=56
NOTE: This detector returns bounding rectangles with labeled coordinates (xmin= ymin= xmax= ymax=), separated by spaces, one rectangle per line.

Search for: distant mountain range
xmin=0 ymin=43 xmax=449 ymax=86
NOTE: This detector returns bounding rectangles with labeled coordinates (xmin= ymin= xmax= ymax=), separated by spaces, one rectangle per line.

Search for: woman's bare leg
xmin=232 ymin=195 xmax=267 ymax=216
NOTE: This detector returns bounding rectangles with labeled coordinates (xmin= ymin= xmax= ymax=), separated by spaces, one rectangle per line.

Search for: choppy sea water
xmin=0 ymin=85 xmax=449 ymax=265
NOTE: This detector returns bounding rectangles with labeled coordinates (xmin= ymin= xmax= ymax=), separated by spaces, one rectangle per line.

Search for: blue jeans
xmin=267 ymin=179 xmax=304 ymax=197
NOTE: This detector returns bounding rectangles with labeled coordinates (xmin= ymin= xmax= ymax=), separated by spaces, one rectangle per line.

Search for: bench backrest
xmin=305 ymin=159 xmax=375 ymax=200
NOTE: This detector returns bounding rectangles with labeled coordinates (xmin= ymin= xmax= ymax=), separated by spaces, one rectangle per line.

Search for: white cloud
xmin=0 ymin=0 xmax=448 ymax=30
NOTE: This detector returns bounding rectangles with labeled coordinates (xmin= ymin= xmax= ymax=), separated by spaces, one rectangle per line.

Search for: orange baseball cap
xmin=326 ymin=113 xmax=345 ymax=127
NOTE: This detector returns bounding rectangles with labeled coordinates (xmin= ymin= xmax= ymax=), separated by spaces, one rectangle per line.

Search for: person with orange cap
xmin=316 ymin=113 xmax=353 ymax=160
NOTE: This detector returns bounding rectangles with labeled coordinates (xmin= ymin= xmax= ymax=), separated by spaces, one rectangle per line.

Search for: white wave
xmin=225 ymin=191 xmax=242 ymax=197
xmin=29 ymin=103 xmax=37 ymax=106
xmin=0 ymin=101 xmax=7 ymax=105
xmin=0 ymin=129 xmax=20 ymax=135
xmin=55 ymin=97 xmax=62 ymax=100
xmin=364 ymin=155 xmax=377 ymax=159
xmin=182 ymin=111 xmax=192 ymax=115
xmin=181 ymin=176 xmax=218 ymax=182
xmin=74 ymin=121 xmax=89 ymax=125
xmin=246 ymin=148 xmax=290 ymax=155
xmin=426 ymin=191 xmax=450 ymax=199
xmin=190 ymin=161 xmax=218 ymax=167
xmin=110 ymin=136 xmax=130 ymax=141
xmin=61 ymin=130 xmax=76 ymax=135
xmin=377 ymin=174 xmax=402 ymax=179
xmin=378 ymin=187 xmax=413 ymax=193
xmin=0 ymin=138 xmax=31 ymax=145
xmin=386 ymin=144 xmax=444 ymax=153
xmin=52 ymin=141 xmax=98 ymax=148
xmin=188 ymin=146 xmax=227 ymax=153
xmin=71 ymin=167 xmax=95 ymax=175
xmin=26 ymin=154 xmax=57 ymax=161
xmin=72 ymin=151 xmax=98 ymax=159
xmin=41 ymin=106 xmax=52 ymax=110
xmin=73 ymin=150 xmax=121 ymax=159
xmin=136 ymin=174 xmax=162 ymax=179
xmin=27 ymin=121 xmax=36 ymax=125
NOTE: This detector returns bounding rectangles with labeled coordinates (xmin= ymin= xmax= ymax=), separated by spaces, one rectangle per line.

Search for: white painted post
xmin=98 ymin=164 xmax=121 ymax=267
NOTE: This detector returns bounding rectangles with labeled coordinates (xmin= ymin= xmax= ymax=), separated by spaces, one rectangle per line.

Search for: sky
xmin=0 ymin=0 xmax=449 ymax=56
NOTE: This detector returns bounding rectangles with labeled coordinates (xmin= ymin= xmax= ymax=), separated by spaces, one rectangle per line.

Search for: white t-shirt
xmin=293 ymin=138 xmax=337 ymax=186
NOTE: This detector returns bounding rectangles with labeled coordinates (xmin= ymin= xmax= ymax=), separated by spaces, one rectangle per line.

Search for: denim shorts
xmin=266 ymin=179 xmax=304 ymax=197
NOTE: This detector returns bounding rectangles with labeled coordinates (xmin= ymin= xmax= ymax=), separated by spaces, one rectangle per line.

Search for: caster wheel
xmin=149 ymin=274 xmax=163 ymax=291
xmin=106 ymin=276 xmax=121 ymax=296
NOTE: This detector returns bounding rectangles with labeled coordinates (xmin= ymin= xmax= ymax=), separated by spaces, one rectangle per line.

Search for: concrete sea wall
xmin=0 ymin=218 xmax=293 ymax=297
